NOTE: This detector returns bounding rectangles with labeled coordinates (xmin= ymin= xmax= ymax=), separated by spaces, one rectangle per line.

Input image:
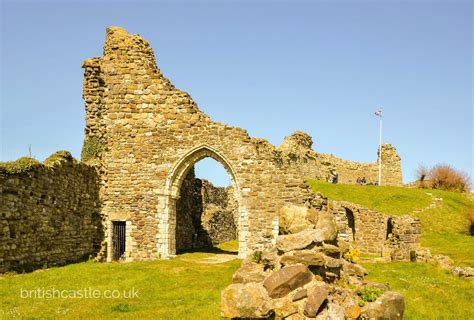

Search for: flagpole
xmin=378 ymin=113 xmax=382 ymax=186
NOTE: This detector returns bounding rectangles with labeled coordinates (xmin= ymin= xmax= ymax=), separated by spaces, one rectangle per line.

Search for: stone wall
xmin=81 ymin=26 xmax=403 ymax=262
xmin=329 ymin=201 xmax=420 ymax=261
xmin=279 ymin=131 xmax=402 ymax=186
xmin=0 ymin=152 xmax=102 ymax=273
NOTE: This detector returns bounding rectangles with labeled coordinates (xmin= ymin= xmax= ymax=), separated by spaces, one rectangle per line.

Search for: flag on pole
xmin=374 ymin=109 xmax=383 ymax=117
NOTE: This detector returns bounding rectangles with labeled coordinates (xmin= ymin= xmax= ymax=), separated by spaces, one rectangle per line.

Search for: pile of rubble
xmin=221 ymin=206 xmax=405 ymax=319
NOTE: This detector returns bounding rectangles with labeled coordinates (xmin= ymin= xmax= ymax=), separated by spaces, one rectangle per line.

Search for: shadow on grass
xmin=177 ymin=246 xmax=238 ymax=255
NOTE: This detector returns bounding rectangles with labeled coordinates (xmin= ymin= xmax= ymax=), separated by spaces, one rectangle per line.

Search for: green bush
xmin=358 ymin=286 xmax=384 ymax=306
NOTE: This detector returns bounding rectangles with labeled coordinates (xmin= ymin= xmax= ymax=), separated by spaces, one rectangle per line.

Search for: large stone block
xmin=263 ymin=265 xmax=313 ymax=298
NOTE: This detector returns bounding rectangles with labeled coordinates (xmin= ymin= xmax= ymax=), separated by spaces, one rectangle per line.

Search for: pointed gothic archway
xmin=157 ymin=145 xmax=249 ymax=259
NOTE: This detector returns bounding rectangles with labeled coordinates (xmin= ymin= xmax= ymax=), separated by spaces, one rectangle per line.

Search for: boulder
xmin=314 ymin=211 xmax=338 ymax=242
xmin=344 ymin=300 xmax=362 ymax=319
xmin=304 ymin=285 xmax=328 ymax=317
xmin=280 ymin=251 xmax=326 ymax=267
xmin=360 ymin=291 xmax=405 ymax=320
xmin=342 ymin=261 xmax=368 ymax=278
xmin=276 ymin=230 xmax=314 ymax=252
xmin=317 ymin=244 xmax=341 ymax=259
xmin=272 ymin=295 xmax=301 ymax=319
xmin=280 ymin=204 xmax=318 ymax=234
xmin=263 ymin=265 xmax=313 ymax=298
xmin=326 ymin=303 xmax=345 ymax=320
xmin=232 ymin=262 xmax=267 ymax=284
xmin=221 ymin=282 xmax=273 ymax=319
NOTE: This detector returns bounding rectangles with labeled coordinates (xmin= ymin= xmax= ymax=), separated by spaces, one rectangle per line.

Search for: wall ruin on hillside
xmin=81 ymin=26 xmax=403 ymax=262
xmin=330 ymin=201 xmax=421 ymax=261
xmin=0 ymin=152 xmax=102 ymax=273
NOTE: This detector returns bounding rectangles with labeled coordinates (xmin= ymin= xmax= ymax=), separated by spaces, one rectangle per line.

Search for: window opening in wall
xmin=112 ymin=221 xmax=126 ymax=260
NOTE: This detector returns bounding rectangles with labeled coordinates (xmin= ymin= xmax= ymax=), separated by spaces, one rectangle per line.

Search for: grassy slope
xmin=363 ymin=262 xmax=474 ymax=319
xmin=309 ymin=180 xmax=474 ymax=319
xmin=0 ymin=252 xmax=240 ymax=319
xmin=308 ymin=180 xmax=474 ymax=266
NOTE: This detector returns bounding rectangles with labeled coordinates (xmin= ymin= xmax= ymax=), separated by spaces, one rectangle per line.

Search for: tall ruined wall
xmin=81 ymin=27 xmax=402 ymax=261
xmin=0 ymin=152 xmax=102 ymax=273
xmin=279 ymin=131 xmax=403 ymax=186
xmin=82 ymin=27 xmax=314 ymax=261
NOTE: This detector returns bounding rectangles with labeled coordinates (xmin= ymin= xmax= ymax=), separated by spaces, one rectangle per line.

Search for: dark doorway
xmin=112 ymin=221 xmax=126 ymax=260
xmin=345 ymin=208 xmax=356 ymax=241
xmin=386 ymin=218 xmax=394 ymax=240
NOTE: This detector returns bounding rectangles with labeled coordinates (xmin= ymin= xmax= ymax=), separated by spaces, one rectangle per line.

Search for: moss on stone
xmin=0 ymin=157 xmax=42 ymax=174
xmin=44 ymin=150 xmax=75 ymax=167
xmin=81 ymin=137 xmax=104 ymax=162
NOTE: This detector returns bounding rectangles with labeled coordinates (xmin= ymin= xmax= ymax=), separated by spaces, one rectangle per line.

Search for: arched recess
xmin=158 ymin=145 xmax=249 ymax=259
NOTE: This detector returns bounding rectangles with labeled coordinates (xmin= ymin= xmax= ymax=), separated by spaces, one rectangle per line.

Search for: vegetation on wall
xmin=81 ymin=136 xmax=104 ymax=162
xmin=0 ymin=151 xmax=80 ymax=174
xmin=0 ymin=157 xmax=41 ymax=174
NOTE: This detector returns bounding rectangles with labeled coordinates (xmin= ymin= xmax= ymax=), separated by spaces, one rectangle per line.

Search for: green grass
xmin=307 ymin=180 xmax=433 ymax=215
xmin=308 ymin=180 xmax=474 ymax=266
xmin=215 ymin=239 xmax=238 ymax=252
xmin=363 ymin=262 xmax=474 ymax=319
xmin=0 ymin=252 xmax=241 ymax=319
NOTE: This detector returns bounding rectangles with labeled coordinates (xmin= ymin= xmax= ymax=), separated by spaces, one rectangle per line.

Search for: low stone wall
xmin=0 ymin=152 xmax=102 ymax=273
xmin=329 ymin=201 xmax=420 ymax=261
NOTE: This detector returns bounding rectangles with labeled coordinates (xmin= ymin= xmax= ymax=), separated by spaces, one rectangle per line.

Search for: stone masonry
xmin=0 ymin=152 xmax=102 ymax=273
xmin=81 ymin=26 xmax=403 ymax=262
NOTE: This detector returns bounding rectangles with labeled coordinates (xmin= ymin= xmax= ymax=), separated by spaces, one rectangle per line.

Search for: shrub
xmin=415 ymin=163 xmax=471 ymax=193
xmin=358 ymin=286 xmax=384 ymax=306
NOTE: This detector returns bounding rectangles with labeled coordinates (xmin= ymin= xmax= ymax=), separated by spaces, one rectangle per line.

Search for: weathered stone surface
xmin=342 ymin=261 xmax=368 ymax=278
xmin=279 ymin=204 xmax=318 ymax=234
xmin=360 ymin=291 xmax=405 ymax=320
xmin=0 ymin=153 xmax=102 ymax=273
xmin=314 ymin=212 xmax=338 ymax=242
xmin=221 ymin=283 xmax=273 ymax=319
xmin=317 ymin=244 xmax=341 ymax=258
xmin=292 ymin=288 xmax=307 ymax=301
xmin=326 ymin=303 xmax=345 ymax=320
xmin=276 ymin=231 xmax=314 ymax=253
xmin=263 ymin=265 xmax=313 ymax=298
xmin=304 ymin=285 xmax=328 ymax=317
xmin=280 ymin=251 xmax=326 ymax=267
xmin=233 ymin=262 xmax=267 ymax=284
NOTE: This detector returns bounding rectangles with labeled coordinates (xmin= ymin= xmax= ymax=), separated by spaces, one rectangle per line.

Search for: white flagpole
xmin=378 ymin=112 xmax=382 ymax=186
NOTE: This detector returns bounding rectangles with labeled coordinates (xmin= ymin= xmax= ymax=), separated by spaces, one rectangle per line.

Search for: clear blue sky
xmin=1 ymin=0 xmax=472 ymax=187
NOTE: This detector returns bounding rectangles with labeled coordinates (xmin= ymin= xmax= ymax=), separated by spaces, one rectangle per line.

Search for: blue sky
xmin=1 ymin=0 xmax=472 ymax=187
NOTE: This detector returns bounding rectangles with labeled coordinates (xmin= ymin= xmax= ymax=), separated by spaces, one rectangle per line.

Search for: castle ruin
xmin=0 ymin=27 xmax=410 ymax=272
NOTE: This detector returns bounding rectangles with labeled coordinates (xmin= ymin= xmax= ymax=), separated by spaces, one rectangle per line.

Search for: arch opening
xmin=159 ymin=145 xmax=248 ymax=259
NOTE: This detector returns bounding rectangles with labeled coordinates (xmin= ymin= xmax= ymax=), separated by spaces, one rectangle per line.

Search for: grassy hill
xmin=307 ymin=180 xmax=474 ymax=266
xmin=308 ymin=179 xmax=474 ymax=319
